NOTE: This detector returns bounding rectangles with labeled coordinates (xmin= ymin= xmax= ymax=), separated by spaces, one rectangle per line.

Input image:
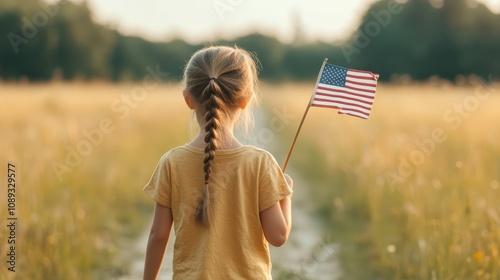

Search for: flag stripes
xmin=311 ymin=63 xmax=378 ymax=119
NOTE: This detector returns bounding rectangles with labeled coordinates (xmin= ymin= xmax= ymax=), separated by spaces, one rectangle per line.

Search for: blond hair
xmin=183 ymin=46 xmax=259 ymax=225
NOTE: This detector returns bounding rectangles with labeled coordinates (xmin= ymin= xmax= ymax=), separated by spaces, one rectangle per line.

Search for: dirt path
xmin=117 ymin=228 xmax=174 ymax=279
xmin=118 ymin=107 xmax=341 ymax=279
xmin=269 ymin=167 xmax=341 ymax=279
xmin=255 ymin=107 xmax=341 ymax=280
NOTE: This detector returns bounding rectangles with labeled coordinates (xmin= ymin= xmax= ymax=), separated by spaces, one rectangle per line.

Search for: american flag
xmin=311 ymin=63 xmax=379 ymax=119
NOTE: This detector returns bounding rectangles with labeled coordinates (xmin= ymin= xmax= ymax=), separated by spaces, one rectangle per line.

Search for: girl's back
xmin=145 ymin=144 xmax=291 ymax=279
xmin=142 ymin=46 xmax=293 ymax=280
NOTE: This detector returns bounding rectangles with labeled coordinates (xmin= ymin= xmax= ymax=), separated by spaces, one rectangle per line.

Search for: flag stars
xmin=320 ymin=64 xmax=347 ymax=87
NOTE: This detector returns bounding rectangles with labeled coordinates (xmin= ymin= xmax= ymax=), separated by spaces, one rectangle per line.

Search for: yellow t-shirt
xmin=144 ymin=144 xmax=293 ymax=280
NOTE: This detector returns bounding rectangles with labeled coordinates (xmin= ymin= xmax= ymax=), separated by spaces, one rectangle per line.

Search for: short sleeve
xmin=258 ymin=156 xmax=293 ymax=212
xmin=143 ymin=153 xmax=172 ymax=207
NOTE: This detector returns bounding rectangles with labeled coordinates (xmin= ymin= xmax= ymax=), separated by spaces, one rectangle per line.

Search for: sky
xmin=79 ymin=0 xmax=500 ymax=43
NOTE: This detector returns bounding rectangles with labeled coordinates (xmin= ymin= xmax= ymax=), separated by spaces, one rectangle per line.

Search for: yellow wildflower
xmin=473 ymin=251 xmax=484 ymax=261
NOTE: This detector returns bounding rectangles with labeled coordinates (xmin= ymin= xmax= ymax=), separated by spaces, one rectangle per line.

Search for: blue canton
xmin=319 ymin=64 xmax=347 ymax=87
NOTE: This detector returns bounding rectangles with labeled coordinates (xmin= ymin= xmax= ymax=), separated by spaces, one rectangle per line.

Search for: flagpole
xmin=282 ymin=58 xmax=328 ymax=172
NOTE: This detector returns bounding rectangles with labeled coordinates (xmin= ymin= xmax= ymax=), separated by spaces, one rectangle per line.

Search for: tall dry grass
xmin=1 ymin=82 xmax=499 ymax=279
xmin=265 ymin=82 xmax=500 ymax=279
xmin=0 ymin=82 xmax=190 ymax=279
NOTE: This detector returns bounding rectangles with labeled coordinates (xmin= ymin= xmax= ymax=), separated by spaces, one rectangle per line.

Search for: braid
xmin=195 ymin=79 xmax=222 ymax=225
xmin=185 ymin=46 xmax=259 ymax=225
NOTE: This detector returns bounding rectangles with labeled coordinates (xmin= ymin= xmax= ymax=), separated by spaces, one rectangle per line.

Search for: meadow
xmin=264 ymin=81 xmax=500 ymax=279
xmin=0 ymin=81 xmax=499 ymax=279
xmin=0 ymin=82 xmax=191 ymax=279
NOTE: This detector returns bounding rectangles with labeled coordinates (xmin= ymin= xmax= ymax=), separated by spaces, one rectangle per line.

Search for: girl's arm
xmin=260 ymin=174 xmax=293 ymax=247
xmin=143 ymin=203 xmax=173 ymax=280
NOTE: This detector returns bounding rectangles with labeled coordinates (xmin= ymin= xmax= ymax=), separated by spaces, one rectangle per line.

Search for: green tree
xmin=350 ymin=0 xmax=500 ymax=81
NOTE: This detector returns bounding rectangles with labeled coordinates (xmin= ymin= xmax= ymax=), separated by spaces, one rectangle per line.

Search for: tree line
xmin=0 ymin=0 xmax=498 ymax=82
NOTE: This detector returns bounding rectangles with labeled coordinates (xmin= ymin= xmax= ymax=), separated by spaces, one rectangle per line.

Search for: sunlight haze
xmin=82 ymin=0 xmax=500 ymax=43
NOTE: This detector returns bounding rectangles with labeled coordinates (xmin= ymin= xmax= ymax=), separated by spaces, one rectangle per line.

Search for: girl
xmin=143 ymin=46 xmax=293 ymax=280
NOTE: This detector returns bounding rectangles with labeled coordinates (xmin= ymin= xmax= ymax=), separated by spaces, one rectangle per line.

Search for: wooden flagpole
xmin=282 ymin=58 xmax=328 ymax=172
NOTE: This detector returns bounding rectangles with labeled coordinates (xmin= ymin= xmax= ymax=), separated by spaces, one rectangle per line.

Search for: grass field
xmin=1 ymin=82 xmax=499 ymax=279
xmin=264 ymin=82 xmax=500 ymax=279
xmin=0 ymin=82 xmax=191 ymax=279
